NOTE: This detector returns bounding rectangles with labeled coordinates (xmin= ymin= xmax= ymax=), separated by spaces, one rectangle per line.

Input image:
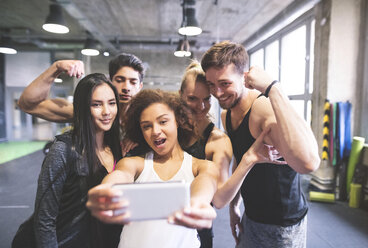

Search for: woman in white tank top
xmin=87 ymin=89 xmax=219 ymax=248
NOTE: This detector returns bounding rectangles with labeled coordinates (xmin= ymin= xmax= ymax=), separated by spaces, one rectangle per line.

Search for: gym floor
xmin=1 ymin=149 xmax=368 ymax=248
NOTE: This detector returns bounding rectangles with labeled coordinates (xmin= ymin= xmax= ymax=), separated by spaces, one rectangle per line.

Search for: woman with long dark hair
xmin=14 ymin=73 xmax=122 ymax=248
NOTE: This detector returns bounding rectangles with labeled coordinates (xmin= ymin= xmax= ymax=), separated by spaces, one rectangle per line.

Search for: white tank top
xmin=118 ymin=151 xmax=200 ymax=248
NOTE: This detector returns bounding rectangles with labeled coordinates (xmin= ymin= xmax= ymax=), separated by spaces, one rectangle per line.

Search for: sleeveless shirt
xmin=185 ymin=122 xmax=215 ymax=159
xmin=118 ymin=151 xmax=200 ymax=248
xmin=225 ymin=102 xmax=308 ymax=226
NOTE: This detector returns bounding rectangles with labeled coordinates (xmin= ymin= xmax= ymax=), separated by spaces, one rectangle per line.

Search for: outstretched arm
xmin=170 ymin=160 xmax=219 ymax=229
xmin=246 ymin=66 xmax=320 ymax=174
xmin=18 ymin=60 xmax=84 ymax=122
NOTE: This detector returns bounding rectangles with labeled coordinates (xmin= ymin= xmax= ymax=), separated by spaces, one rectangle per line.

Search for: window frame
xmin=248 ymin=10 xmax=315 ymax=121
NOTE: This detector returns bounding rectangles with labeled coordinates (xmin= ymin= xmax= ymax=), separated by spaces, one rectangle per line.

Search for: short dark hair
xmin=201 ymin=41 xmax=249 ymax=75
xmin=123 ymin=89 xmax=197 ymax=153
xmin=108 ymin=53 xmax=145 ymax=82
xmin=72 ymin=73 xmax=121 ymax=174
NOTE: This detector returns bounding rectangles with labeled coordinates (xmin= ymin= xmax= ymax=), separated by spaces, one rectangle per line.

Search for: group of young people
xmin=13 ymin=41 xmax=320 ymax=248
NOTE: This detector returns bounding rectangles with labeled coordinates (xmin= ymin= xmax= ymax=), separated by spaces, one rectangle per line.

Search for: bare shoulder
xmin=116 ymin=156 xmax=144 ymax=171
xmin=209 ymin=127 xmax=228 ymax=140
xmin=207 ymin=127 xmax=231 ymax=149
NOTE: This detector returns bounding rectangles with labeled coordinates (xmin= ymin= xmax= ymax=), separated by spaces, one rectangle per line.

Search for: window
xmin=250 ymin=49 xmax=264 ymax=68
xmin=281 ymin=25 xmax=306 ymax=96
xmin=265 ymin=40 xmax=279 ymax=81
xmin=248 ymin=13 xmax=314 ymax=122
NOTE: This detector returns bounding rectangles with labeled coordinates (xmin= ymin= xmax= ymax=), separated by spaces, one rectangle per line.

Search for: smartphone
xmin=112 ymin=181 xmax=190 ymax=221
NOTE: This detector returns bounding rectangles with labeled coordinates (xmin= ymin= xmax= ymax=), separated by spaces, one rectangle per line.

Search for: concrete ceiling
xmin=0 ymin=0 xmax=295 ymax=55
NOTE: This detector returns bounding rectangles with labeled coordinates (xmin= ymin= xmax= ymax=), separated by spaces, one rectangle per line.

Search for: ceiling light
xmin=0 ymin=37 xmax=17 ymax=54
xmin=178 ymin=1 xmax=202 ymax=36
xmin=174 ymin=38 xmax=191 ymax=57
xmin=42 ymin=4 xmax=69 ymax=34
xmin=103 ymin=51 xmax=110 ymax=57
xmin=81 ymin=38 xmax=100 ymax=56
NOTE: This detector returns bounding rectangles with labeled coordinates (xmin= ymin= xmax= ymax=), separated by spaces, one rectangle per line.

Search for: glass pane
xmin=265 ymin=40 xmax=279 ymax=81
xmin=307 ymin=100 xmax=311 ymax=125
xmin=281 ymin=25 xmax=306 ymax=95
xmin=290 ymin=100 xmax=305 ymax=120
xmin=250 ymin=49 xmax=264 ymax=69
xmin=309 ymin=20 xmax=315 ymax=94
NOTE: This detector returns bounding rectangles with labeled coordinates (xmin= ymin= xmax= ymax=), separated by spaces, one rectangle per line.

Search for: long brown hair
xmin=72 ymin=73 xmax=122 ymax=174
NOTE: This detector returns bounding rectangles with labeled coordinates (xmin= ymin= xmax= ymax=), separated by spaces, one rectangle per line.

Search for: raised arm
xmin=18 ymin=60 xmax=84 ymax=122
xmin=246 ymin=66 xmax=320 ymax=174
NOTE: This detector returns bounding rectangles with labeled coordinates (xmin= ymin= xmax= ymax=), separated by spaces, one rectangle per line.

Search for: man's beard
xmin=219 ymin=91 xmax=243 ymax=109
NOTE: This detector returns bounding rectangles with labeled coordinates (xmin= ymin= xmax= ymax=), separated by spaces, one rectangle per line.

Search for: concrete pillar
xmin=311 ymin=0 xmax=365 ymax=183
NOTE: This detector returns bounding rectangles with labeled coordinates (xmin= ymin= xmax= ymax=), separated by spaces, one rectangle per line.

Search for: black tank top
xmin=185 ymin=122 xmax=215 ymax=159
xmin=226 ymin=103 xmax=308 ymax=226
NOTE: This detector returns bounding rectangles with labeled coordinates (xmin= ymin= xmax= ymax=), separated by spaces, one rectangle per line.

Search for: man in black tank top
xmin=201 ymin=41 xmax=320 ymax=247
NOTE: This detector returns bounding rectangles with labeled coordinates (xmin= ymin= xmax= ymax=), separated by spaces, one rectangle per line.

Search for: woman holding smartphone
xmin=87 ymin=89 xmax=219 ymax=248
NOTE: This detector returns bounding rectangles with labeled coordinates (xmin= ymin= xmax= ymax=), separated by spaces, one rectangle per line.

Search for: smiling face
xmin=90 ymin=83 xmax=118 ymax=133
xmin=205 ymin=64 xmax=245 ymax=109
xmin=181 ymin=75 xmax=211 ymax=122
xmin=139 ymin=103 xmax=179 ymax=156
xmin=111 ymin=66 xmax=143 ymax=105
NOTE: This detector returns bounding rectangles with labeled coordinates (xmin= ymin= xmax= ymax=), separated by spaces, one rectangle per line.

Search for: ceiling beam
xmin=55 ymin=0 xmax=119 ymax=54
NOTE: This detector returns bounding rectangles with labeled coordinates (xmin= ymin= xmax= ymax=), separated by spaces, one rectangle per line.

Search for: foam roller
xmin=349 ymin=183 xmax=362 ymax=208
xmin=347 ymin=136 xmax=365 ymax=194
xmin=309 ymin=191 xmax=335 ymax=203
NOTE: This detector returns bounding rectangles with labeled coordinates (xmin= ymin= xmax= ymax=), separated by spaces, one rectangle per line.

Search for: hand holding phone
xmin=112 ymin=181 xmax=190 ymax=221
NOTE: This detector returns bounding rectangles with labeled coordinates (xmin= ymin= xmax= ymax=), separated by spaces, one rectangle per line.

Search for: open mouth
xmin=154 ymin=138 xmax=166 ymax=147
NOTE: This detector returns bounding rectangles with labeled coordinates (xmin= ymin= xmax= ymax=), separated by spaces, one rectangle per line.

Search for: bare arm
xmin=246 ymin=66 xmax=320 ymax=173
xmin=170 ymin=159 xmax=219 ymax=229
xmin=212 ymin=128 xmax=286 ymax=208
xmin=205 ymin=128 xmax=233 ymax=185
xmin=18 ymin=60 xmax=84 ymax=122
xmin=191 ymin=159 xmax=219 ymax=204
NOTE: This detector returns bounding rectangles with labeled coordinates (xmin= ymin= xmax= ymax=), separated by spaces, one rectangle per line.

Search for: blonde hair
xmin=180 ymin=60 xmax=207 ymax=93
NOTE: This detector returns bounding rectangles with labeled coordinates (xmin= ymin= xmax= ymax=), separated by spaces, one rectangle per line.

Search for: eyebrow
xmin=140 ymin=114 xmax=169 ymax=124
xmin=114 ymin=75 xmax=139 ymax=81
xmin=91 ymin=98 xmax=116 ymax=102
